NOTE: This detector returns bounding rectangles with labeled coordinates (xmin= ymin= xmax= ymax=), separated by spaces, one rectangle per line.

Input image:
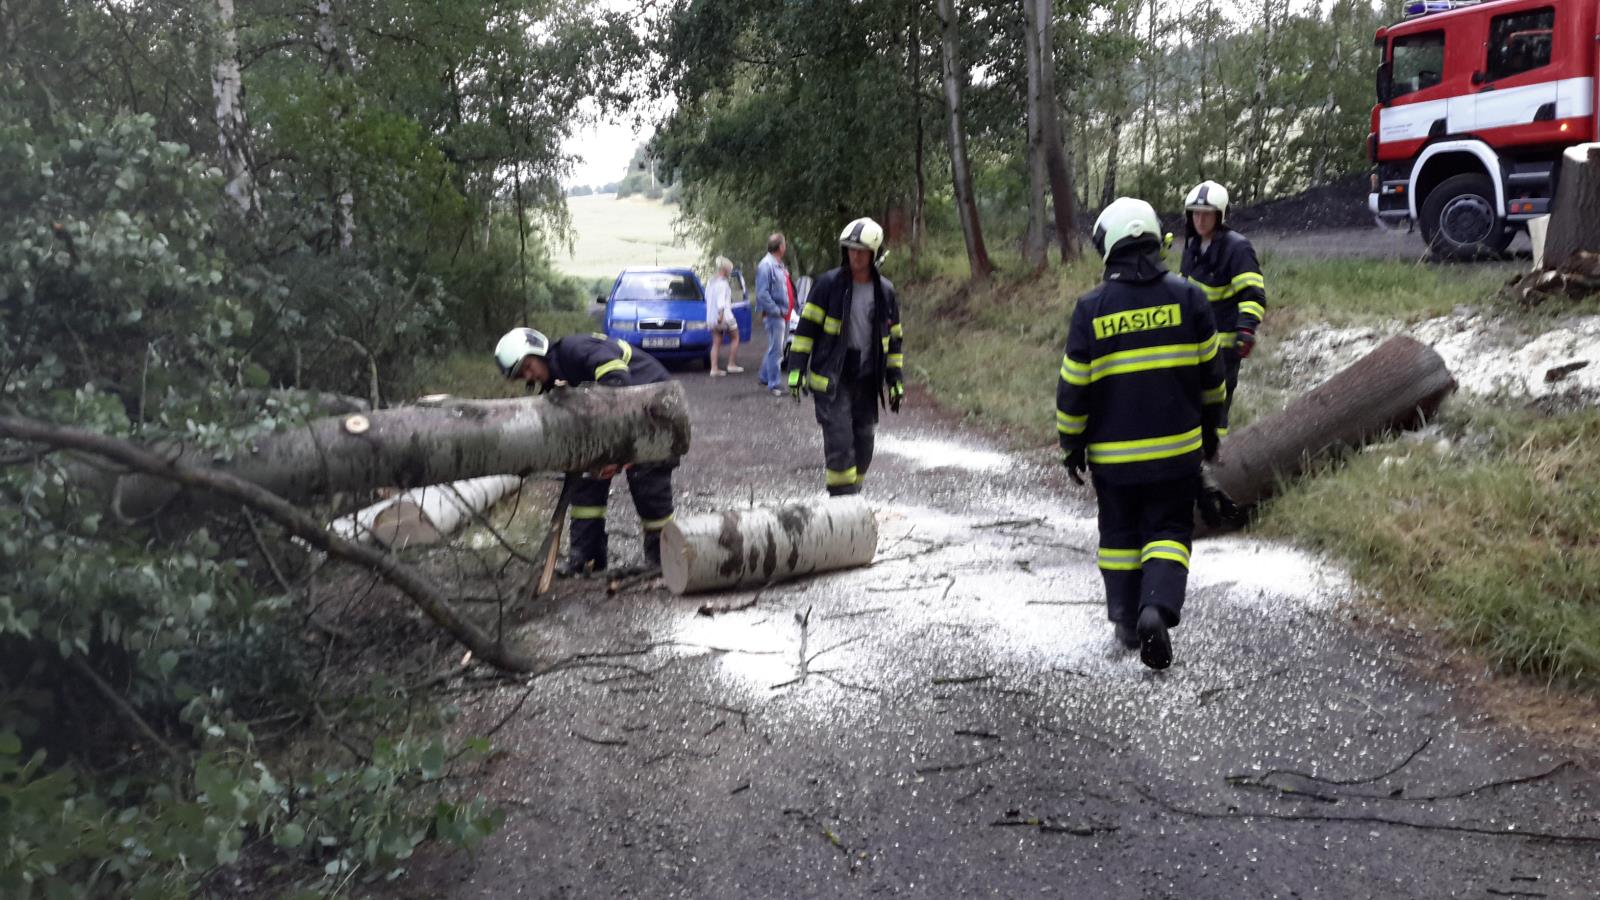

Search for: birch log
xmin=87 ymin=382 xmax=689 ymax=521
xmin=1208 ymin=334 xmax=1455 ymax=514
xmin=331 ymin=475 xmax=523 ymax=548
xmin=661 ymin=498 xmax=878 ymax=595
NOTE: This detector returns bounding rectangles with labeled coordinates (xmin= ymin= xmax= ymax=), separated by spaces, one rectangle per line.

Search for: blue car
xmin=599 ymin=266 xmax=753 ymax=364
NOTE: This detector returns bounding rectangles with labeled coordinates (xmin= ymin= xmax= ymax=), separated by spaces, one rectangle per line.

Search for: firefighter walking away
xmin=1178 ymin=180 xmax=1265 ymax=436
xmin=786 ymin=217 xmax=906 ymax=495
xmin=1058 ymin=198 xmax=1227 ymax=670
xmin=495 ymin=327 xmax=678 ymax=576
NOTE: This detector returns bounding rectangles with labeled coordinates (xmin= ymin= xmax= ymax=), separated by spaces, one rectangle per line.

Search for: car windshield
xmin=615 ymin=272 xmax=701 ymax=301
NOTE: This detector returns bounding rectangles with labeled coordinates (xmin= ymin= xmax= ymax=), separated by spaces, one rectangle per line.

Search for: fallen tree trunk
xmin=1208 ymin=335 xmax=1455 ymax=516
xmin=84 ymin=382 xmax=689 ymax=521
xmin=661 ymin=498 xmax=878 ymax=596
xmin=330 ymin=475 xmax=524 ymax=548
xmin=0 ymin=413 xmax=539 ymax=671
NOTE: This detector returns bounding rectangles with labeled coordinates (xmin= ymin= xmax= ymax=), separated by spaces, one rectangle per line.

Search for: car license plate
xmin=641 ymin=337 xmax=679 ymax=349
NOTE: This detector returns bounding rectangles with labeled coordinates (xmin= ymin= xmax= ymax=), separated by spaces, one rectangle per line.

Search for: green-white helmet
xmin=839 ymin=217 xmax=884 ymax=254
xmin=1091 ymin=198 xmax=1161 ymax=262
xmin=1184 ymin=180 xmax=1230 ymax=220
xmin=494 ymin=327 xmax=549 ymax=379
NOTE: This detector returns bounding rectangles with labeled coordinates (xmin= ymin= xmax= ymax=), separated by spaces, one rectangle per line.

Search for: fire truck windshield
xmin=1391 ymin=30 xmax=1445 ymax=98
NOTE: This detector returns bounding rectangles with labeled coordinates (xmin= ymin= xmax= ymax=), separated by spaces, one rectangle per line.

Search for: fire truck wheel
xmin=1420 ymin=173 xmax=1513 ymax=261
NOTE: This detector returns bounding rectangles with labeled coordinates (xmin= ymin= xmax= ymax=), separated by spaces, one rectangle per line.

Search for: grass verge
xmin=903 ymin=249 xmax=1600 ymax=685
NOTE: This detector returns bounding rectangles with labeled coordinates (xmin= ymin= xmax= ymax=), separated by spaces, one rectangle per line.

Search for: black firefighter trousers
xmin=567 ymin=462 xmax=675 ymax=571
xmin=1092 ymin=473 xmax=1200 ymax=629
xmin=1220 ymin=348 xmax=1242 ymax=436
xmin=813 ymin=376 xmax=879 ymax=496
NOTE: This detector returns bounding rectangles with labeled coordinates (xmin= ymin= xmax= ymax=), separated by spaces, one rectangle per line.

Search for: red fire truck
xmin=1368 ymin=0 xmax=1598 ymax=258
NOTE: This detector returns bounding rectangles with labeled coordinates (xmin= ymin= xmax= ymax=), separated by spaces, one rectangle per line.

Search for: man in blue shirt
xmin=755 ymin=232 xmax=791 ymax=396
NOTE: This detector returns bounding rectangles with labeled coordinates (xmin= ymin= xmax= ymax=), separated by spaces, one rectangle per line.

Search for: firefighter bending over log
xmin=495 ymin=328 xmax=677 ymax=576
xmin=1058 ymin=198 xmax=1228 ymax=670
xmin=1179 ymin=180 xmax=1266 ymax=436
xmin=786 ymin=217 xmax=906 ymax=496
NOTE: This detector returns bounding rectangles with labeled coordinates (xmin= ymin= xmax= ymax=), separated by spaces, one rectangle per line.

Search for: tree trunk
xmin=660 ymin=498 xmax=878 ymax=595
xmin=1540 ymin=143 xmax=1600 ymax=269
xmin=909 ymin=9 xmax=928 ymax=259
xmin=316 ymin=0 xmax=356 ymax=249
xmin=936 ymin=0 xmax=994 ymax=280
xmin=210 ymin=0 xmax=261 ymax=219
xmin=85 ymin=382 xmax=691 ymax=521
xmin=331 ymin=475 xmax=524 ymax=548
xmin=1207 ymin=336 xmax=1456 ymax=515
xmin=1101 ymin=113 xmax=1124 ymax=209
xmin=1020 ymin=0 xmax=1048 ymax=270
xmin=1033 ymin=0 xmax=1079 ymax=260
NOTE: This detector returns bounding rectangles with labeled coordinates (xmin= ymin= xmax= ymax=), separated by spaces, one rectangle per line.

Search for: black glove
xmin=888 ymin=381 xmax=904 ymax=413
xmin=1235 ymin=328 xmax=1256 ymax=359
xmin=1202 ymin=428 xmax=1220 ymax=462
xmin=1062 ymin=447 xmax=1086 ymax=486
xmin=1196 ymin=487 xmax=1222 ymax=527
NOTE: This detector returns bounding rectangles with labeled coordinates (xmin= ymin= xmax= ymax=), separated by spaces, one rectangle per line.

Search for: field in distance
xmin=558 ymin=193 xmax=704 ymax=280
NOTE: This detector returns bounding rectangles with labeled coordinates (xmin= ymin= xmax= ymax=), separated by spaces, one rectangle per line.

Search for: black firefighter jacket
xmin=1057 ymin=247 xmax=1228 ymax=487
xmin=785 ymin=265 xmax=903 ymax=400
xmin=1179 ymin=226 xmax=1266 ymax=350
xmin=547 ymin=333 xmax=670 ymax=388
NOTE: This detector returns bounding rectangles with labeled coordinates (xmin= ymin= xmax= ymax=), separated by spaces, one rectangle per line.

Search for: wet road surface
xmin=412 ymin=370 xmax=1600 ymax=898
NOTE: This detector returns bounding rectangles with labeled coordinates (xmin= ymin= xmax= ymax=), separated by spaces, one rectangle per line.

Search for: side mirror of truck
xmin=595 ymin=295 xmax=607 ymax=305
xmin=1375 ymin=61 xmax=1394 ymax=105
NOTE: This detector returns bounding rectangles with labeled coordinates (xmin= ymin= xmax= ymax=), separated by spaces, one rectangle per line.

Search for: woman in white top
xmin=706 ymin=256 xmax=743 ymax=376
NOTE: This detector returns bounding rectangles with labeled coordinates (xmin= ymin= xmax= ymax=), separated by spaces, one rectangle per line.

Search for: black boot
xmin=555 ymin=556 xmax=604 ymax=579
xmin=1113 ymin=622 xmax=1139 ymax=651
xmin=1137 ymin=606 xmax=1171 ymax=670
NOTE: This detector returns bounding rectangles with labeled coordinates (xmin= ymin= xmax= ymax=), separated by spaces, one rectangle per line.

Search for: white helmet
xmin=839 ymin=217 xmax=884 ymax=254
xmin=1184 ymin=180 xmax=1230 ymax=221
xmin=1091 ymin=197 xmax=1162 ymax=262
xmin=494 ymin=327 xmax=549 ymax=379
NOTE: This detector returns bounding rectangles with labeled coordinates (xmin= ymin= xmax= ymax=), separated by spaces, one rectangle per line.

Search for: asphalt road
xmin=403 ymin=370 xmax=1600 ymax=899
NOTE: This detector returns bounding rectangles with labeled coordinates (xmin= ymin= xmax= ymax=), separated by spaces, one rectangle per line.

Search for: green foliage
xmin=1260 ymin=407 xmax=1600 ymax=683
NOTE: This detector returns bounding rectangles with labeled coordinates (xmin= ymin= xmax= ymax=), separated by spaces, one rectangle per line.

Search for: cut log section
xmin=1207 ymin=335 xmax=1456 ymax=517
xmin=330 ymin=475 xmax=524 ymax=548
xmin=660 ymin=498 xmax=879 ymax=596
xmin=1541 ymin=143 xmax=1600 ymax=269
xmin=88 ymin=381 xmax=690 ymax=521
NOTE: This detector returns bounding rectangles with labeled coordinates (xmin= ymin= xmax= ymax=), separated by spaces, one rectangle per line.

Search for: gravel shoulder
xmin=392 ymin=371 xmax=1600 ymax=899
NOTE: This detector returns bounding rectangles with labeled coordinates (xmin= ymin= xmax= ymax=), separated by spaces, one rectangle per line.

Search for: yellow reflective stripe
xmin=641 ymin=513 xmax=674 ymax=532
xmin=791 ymin=335 xmax=814 ymax=354
xmin=823 ymin=317 xmax=842 ymax=335
xmin=890 ymin=323 xmax=903 ymax=338
xmin=591 ymin=332 xmax=608 ymax=341
xmin=801 ymin=303 xmax=826 ymax=324
xmin=1238 ymin=300 xmax=1265 ymax=321
xmin=1217 ymin=331 xmax=1237 ymax=349
xmin=1056 ymin=410 xmax=1087 ymax=435
xmin=1097 ymin=547 xmax=1141 ymax=571
xmin=1232 ymin=272 xmax=1264 ymax=292
xmin=1202 ymin=384 xmax=1228 ymax=405
xmin=1216 ymin=426 xmax=1229 ymax=437
xmin=1087 ymin=427 xmax=1203 ymax=464
xmin=618 ymin=340 xmax=633 ymax=364
xmin=1187 ymin=277 xmax=1228 ymax=301
xmin=1089 ymin=340 xmax=1214 ymax=381
xmin=880 ymin=336 xmax=890 ymax=352
xmin=570 ymin=505 xmax=607 ymax=520
xmin=808 ymin=372 xmax=831 ymax=391
xmin=887 ymin=353 xmax=904 ymax=368
xmin=1060 ymin=355 xmax=1091 ymax=386
xmin=1197 ymin=333 xmax=1219 ymax=363
xmin=1142 ymin=540 xmax=1191 ymax=569
xmin=826 ymin=466 xmax=859 ymax=487
xmin=594 ymin=359 xmax=629 ymax=380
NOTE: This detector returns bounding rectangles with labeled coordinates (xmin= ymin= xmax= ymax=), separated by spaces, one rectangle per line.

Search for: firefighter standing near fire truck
xmin=786 ymin=217 xmax=905 ymax=495
xmin=1179 ymin=180 xmax=1265 ymax=435
xmin=494 ymin=327 xmax=677 ymax=576
xmin=1059 ymin=198 xmax=1228 ymax=670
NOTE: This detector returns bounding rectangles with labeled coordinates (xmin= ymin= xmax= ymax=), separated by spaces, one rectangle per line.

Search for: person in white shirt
xmin=707 ymin=256 xmax=743 ymax=376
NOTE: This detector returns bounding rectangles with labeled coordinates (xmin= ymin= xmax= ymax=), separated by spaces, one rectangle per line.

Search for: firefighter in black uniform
xmin=1058 ymin=198 xmax=1228 ymax=670
xmin=785 ymin=217 xmax=906 ymax=495
xmin=1179 ymin=180 xmax=1265 ymax=436
xmin=494 ymin=327 xmax=677 ymax=575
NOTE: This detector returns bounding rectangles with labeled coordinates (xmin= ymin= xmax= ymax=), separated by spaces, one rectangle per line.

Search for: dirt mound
xmin=1225 ymin=175 xmax=1374 ymax=233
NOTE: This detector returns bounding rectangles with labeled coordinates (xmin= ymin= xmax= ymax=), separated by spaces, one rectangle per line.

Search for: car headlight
xmin=685 ymin=320 xmax=710 ymax=331
xmin=612 ymin=320 xmax=636 ymax=332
